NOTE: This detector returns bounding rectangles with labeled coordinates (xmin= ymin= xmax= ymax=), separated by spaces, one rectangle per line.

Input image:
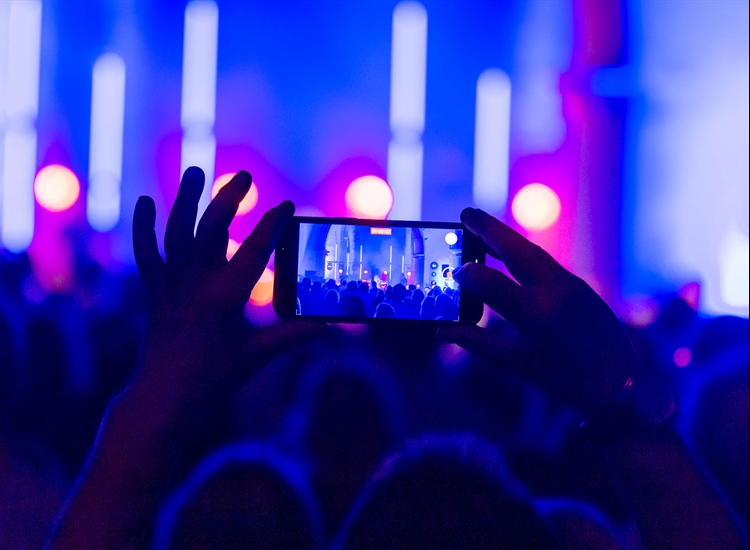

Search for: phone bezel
xmin=273 ymin=216 xmax=486 ymax=325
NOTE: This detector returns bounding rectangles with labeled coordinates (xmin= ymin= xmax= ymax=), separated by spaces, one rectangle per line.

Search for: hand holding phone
xmin=273 ymin=217 xmax=486 ymax=324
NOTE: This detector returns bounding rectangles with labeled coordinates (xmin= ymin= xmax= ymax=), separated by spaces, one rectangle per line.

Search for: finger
xmin=461 ymin=208 xmax=565 ymax=286
xmin=437 ymin=324 xmax=525 ymax=378
xmin=452 ymin=262 xmax=527 ymax=326
xmin=132 ymin=196 xmax=165 ymax=299
xmin=164 ymin=166 xmax=204 ymax=267
xmin=241 ymin=320 xmax=330 ymax=371
xmin=224 ymin=200 xmax=295 ymax=307
xmin=195 ymin=170 xmax=252 ymax=268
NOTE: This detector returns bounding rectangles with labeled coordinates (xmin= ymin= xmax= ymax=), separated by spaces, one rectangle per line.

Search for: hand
xmin=440 ymin=208 xmax=638 ymax=419
xmin=132 ymin=167 xmax=323 ymax=408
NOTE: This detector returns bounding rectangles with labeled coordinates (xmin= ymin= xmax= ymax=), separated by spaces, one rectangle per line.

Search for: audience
xmin=0 ymin=167 xmax=745 ymax=547
xmin=297 ymin=277 xmax=461 ymax=321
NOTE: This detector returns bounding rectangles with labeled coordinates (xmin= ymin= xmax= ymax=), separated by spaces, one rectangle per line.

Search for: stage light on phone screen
xmin=250 ymin=268 xmax=274 ymax=306
xmin=345 ymin=175 xmax=393 ymax=219
xmin=212 ymin=172 xmax=258 ymax=215
xmin=511 ymin=183 xmax=560 ymax=231
xmin=34 ymin=165 xmax=80 ymax=212
xmin=444 ymin=231 xmax=458 ymax=245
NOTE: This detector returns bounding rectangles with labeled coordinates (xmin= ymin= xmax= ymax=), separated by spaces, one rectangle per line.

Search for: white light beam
xmin=180 ymin=0 xmax=218 ymax=219
xmin=0 ymin=0 xmax=42 ymax=252
xmin=88 ymin=53 xmax=126 ymax=232
xmin=387 ymin=1 xmax=427 ymax=221
xmin=473 ymin=68 xmax=511 ymax=213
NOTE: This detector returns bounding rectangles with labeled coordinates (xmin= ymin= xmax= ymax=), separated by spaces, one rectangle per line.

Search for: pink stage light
xmin=249 ymin=268 xmax=274 ymax=306
xmin=212 ymin=172 xmax=258 ymax=215
xmin=34 ymin=165 xmax=80 ymax=212
xmin=511 ymin=183 xmax=561 ymax=231
xmin=345 ymin=175 xmax=393 ymax=219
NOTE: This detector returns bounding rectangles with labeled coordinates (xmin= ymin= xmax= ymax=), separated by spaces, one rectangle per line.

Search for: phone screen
xmin=295 ymin=221 xmax=464 ymax=321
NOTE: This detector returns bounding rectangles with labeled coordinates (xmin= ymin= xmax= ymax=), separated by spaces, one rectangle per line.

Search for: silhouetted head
xmin=435 ymin=293 xmax=453 ymax=315
xmin=347 ymin=281 xmax=358 ymax=293
xmin=156 ymin=443 xmax=323 ymax=549
xmin=359 ymin=282 xmax=369 ymax=294
xmin=333 ymin=435 xmax=557 ymax=549
xmin=340 ymin=294 xmax=366 ymax=317
xmin=392 ymin=284 xmax=407 ymax=303
xmin=286 ymin=360 xmax=404 ymax=539
xmin=302 ymin=277 xmax=312 ymax=289
xmin=412 ymin=289 xmax=424 ymax=304
xmin=375 ymin=303 xmax=395 ymax=319
xmin=420 ymin=296 xmax=435 ymax=319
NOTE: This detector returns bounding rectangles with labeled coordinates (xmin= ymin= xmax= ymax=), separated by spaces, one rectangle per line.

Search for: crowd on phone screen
xmin=296 ymin=277 xmax=460 ymax=321
xmin=0 ymin=245 xmax=748 ymax=547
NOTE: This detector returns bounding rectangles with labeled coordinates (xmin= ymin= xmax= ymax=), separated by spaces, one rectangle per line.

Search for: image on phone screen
xmin=295 ymin=222 xmax=464 ymax=321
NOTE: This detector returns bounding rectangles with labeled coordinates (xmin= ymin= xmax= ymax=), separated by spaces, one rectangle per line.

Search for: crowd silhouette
xmin=0 ymin=168 xmax=746 ymax=548
xmin=297 ymin=278 xmax=460 ymax=321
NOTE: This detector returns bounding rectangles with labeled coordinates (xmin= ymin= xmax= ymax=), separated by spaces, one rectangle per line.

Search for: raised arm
xmin=48 ymin=167 xmax=323 ymax=548
xmin=441 ymin=207 xmax=744 ymax=548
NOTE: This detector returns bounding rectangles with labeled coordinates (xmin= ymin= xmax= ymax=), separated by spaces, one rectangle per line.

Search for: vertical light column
xmin=389 ymin=245 xmax=393 ymax=282
xmin=88 ymin=53 xmax=126 ymax=232
xmin=180 ymin=0 xmax=218 ymax=219
xmin=0 ymin=0 xmax=42 ymax=252
xmin=473 ymin=68 xmax=511 ymax=213
xmin=387 ymin=1 xmax=427 ymax=221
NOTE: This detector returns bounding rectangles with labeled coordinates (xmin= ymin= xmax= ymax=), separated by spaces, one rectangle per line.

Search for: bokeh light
xmin=678 ymin=281 xmax=701 ymax=311
xmin=34 ymin=165 xmax=80 ymax=212
xmin=345 ymin=175 xmax=393 ymax=219
xmin=249 ymin=268 xmax=274 ymax=306
xmin=445 ymin=231 xmax=458 ymax=245
xmin=511 ymin=183 xmax=561 ymax=231
xmin=211 ymin=172 xmax=258 ymax=215
xmin=622 ymin=296 xmax=660 ymax=327
xmin=226 ymin=238 xmax=240 ymax=260
xmin=673 ymin=347 xmax=692 ymax=368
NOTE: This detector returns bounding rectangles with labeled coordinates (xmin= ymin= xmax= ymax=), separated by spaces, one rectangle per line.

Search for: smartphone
xmin=273 ymin=217 xmax=486 ymax=324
